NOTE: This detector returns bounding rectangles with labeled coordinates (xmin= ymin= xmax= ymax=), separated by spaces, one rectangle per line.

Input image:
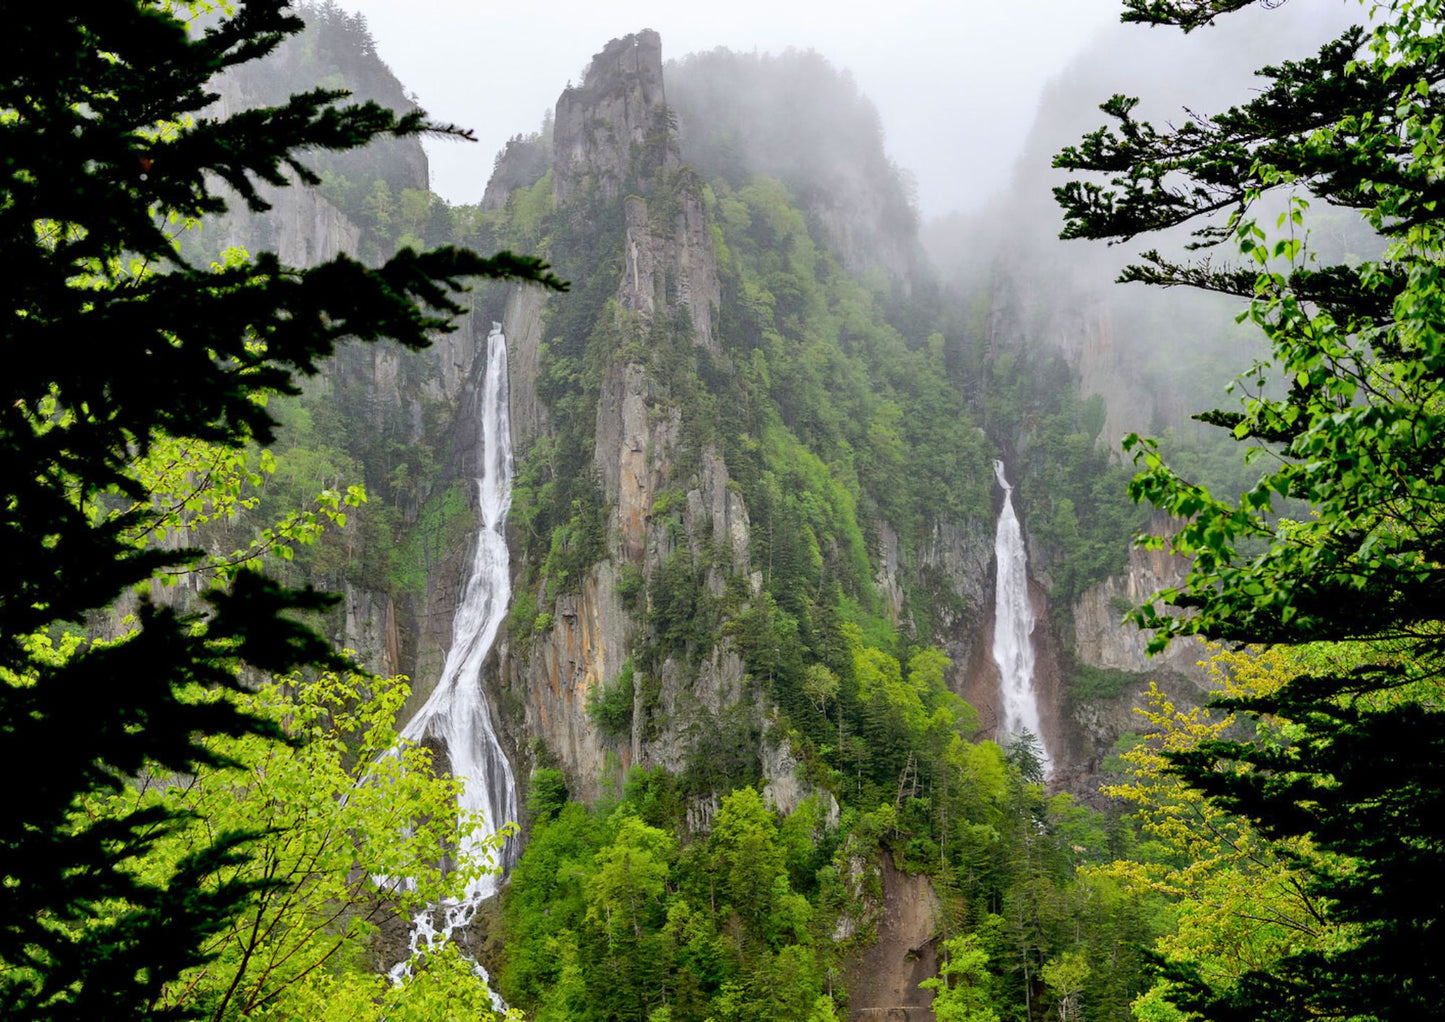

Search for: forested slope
xmin=189 ymin=11 xmax=1189 ymax=1019
xmin=461 ymin=30 xmax=1161 ymax=1020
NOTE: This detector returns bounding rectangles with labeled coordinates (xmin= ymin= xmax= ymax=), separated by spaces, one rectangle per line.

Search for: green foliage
xmin=617 ymin=561 xmax=646 ymax=611
xmin=265 ymin=940 xmax=518 ymax=1022
xmin=980 ymin=351 xmax=1146 ymax=607
xmin=85 ymin=670 xmax=507 ymax=1019
xmin=499 ymin=170 xmax=555 ymax=252
xmin=1095 ymin=652 xmax=1330 ymax=1007
xmin=0 ymin=2 xmax=559 ymax=1015
xmin=484 ymin=42 xmax=1179 ymax=1022
xmin=921 ymin=934 xmax=999 ymax=1022
xmin=801 ymin=663 xmax=840 ymax=714
xmin=681 ymin=703 xmax=764 ymax=799
xmin=503 ymin=726 xmax=1158 ymax=1021
xmin=527 ymin=767 xmax=571 ymax=825
xmin=648 ymin=552 xmax=716 ymax=661
xmin=1058 ymin=1 xmax=1445 ymax=1018
xmin=1071 ymin=664 xmax=1138 ymax=702
xmin=501 ymin=786 xmax=836 ymax=1021
xmin=708 ymin=176 xmax=992 ymax=571
xmin=507 ymin=587 xmax=541 ymax=649
xmin=1043 ymin=949 xmax=1092 ymax=1022
xmin=587 ymin=659 xmax=636 ymax=742
xmin=668 ymin=48 xmax=917 ymax=254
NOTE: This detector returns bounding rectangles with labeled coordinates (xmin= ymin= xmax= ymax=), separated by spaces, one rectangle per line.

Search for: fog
xmin=331 ymin=0 xmax=1128 ymax=217
xmin=312 ymin=0 xmax=1362 ymax=454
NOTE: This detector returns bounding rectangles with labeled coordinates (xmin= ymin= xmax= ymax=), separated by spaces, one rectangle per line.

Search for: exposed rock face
xmin=618 ymin=182 xmax=722 ymax=351
xmin=1072 ymin=518 xmax=1206 ymax=683
xmin=870 ymin=513 xmax=993 ymax=717
xmin=342 ymin=581 xmax=401 ymax=677
xmin=553 ymin=30 xmax=676 ymax=206
xmin=806 ymin=183 xmax=922 ymax=298
xmin=759 ymin=732 xmax=841 ymax=823
xmin=595 ymin=362 xmax=672 ymax=562
xmin=511 ymin=350 xmax=753 ymax=797
xmin=506 ymin=564 xmax=633 ymax=803
xmin=664 ymin=48 xmax=925 ymax=296
xmin=502 ymin=285 xmax=550 ymax=449
xmin=1061 ymin=517 xmax=1214 ymax=779
xmin=921 ymin=518 xmax=993 ymax=672
xmin=875 ymin=523 xmax=907 ymax=624
xmin=216 ymin=178 xmax=362 ymax=267
xmin=1044 ymin=298 xmax=1195 ymax=454
xmin=482 ymin=133 xmax=552 ymax=211
xmin=689 ymin=448 xmax=751 ymax=578
xmin=983 ymin=257 xmax=1200 ymax=459
xmin=196 ymin=73 xmax=501 ymax=720
xmin=495 ymin=29 xmax=755 ymax=802
xmin=843 ymin=860 xmax=940 ymax=1021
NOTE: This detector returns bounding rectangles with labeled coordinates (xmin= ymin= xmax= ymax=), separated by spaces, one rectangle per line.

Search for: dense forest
xmin=4 ymin=2 xmax=1443 ymax=1021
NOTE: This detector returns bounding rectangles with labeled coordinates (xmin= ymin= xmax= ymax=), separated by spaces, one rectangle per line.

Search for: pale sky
xmin=333 ymin=0 xmax=1128 ymax=217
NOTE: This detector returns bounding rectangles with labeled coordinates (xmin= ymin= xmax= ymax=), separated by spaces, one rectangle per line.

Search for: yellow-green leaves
xmin=90 ymin=668 xmax=505 ymax=1020
xmin=1096 ymin=647 xmax=1334 ymax=998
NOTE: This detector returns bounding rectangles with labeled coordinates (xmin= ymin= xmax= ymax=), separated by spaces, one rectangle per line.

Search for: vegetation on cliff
xmin=501 ymin=760 xmax=1155 ymax=1021
xmin=472 ymin=39 xmax=1166 ymax=1022
xmin=21 ymin=0 xmax=1424 ymax=1017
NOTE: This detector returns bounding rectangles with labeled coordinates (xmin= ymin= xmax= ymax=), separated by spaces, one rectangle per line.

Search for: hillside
xmin=171 ymin=13 xmax=1208 ymax=1020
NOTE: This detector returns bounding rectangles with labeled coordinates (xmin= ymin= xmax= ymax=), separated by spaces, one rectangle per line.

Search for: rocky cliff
xmin=188 ymin=13 xmax=516 ymax=714
xmin=552 ymin=30 xmax=675 ymax=207
xmin=206 ymin=20 xmax=1173 ymax=1019
xmin=490 ymin=31 xmax=1003 ymax=823
xmin=496 ymin=32 xmax=772 ymax=804
xmin=667 ymin=47 xmax=925 ymax=294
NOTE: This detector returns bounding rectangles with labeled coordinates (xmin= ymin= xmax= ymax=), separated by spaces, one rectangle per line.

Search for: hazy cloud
xmin=332 ymin=0 xmax=1126 ymax=215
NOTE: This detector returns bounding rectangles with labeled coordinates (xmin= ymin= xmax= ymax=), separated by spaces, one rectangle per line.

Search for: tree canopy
xmin=1057 ymin=0 xmax=1445 ymax=1018
xmin=0 ymin=2 xmax=560 ymax=1016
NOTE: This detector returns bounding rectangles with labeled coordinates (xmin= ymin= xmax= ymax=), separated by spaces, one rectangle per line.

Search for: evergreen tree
xmin=0 ymin=2 xmax=560 ymax=1017
xmin=1056 ymin=1 xmax=1445 ymax=1018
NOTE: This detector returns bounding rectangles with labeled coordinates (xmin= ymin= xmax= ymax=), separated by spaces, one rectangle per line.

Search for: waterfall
xmin=990 ymin=460 xmax=1053 ymax=777
xmin=387 ymin=321 xmax=519 ymax=990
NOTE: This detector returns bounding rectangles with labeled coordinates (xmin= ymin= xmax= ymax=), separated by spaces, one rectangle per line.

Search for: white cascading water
xmin=990 ymin=460 xmax=1054 ymax=777
xmin=386 ymin=322 xmax=519 ymax=995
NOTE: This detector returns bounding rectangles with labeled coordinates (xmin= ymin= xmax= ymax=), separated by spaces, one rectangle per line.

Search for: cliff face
xmin=210 ymin=176 xmax=495 ymax=706
xmin=617 ymin=184 xmax=722 ymax=352
xmin=192 ymin=20 xmax=1176 ymax=1017
xmin=207 ymin=8 xmax=430 ymax=199
xmin=844 ymin=860 xmax=941 ymax=1021
xmin=196 ymin=33 xmax=502 ymax=708
xmin=489 ymin=31 xmax=1008 ymax=818
xmin=1072 ymin=518 xmax=1205 ymax=681
xmin=502 ymin=286 xmax=550 ymax=449
xmin=497 ymin=32 xmax=772 ymax=804
xmin=552 ymin=30 xmax=676 ymax=207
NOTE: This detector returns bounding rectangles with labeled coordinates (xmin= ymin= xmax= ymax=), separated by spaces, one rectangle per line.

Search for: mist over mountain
xmin=667 ymin=48 xmax=922 ymax=285
xmin=923 ymin=1 xmax=1366 ymax=464
xmin=54 ymin=4 xmax=1415 ymax=1018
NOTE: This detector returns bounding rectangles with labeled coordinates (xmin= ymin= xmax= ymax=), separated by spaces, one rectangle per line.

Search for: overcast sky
xmin=332 ymin=0 xmax=1132 ymax=218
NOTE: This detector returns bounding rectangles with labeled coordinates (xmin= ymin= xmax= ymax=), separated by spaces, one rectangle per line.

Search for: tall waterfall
xmin=990 ymin=460 xmax=1053 ymax=777
xmin=390 ymin=321 xmax=519 ymax=978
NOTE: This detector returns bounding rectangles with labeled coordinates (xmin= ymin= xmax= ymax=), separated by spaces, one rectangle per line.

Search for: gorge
xmin=387 ymin=322 xmax=519 ymax=984
xmin=153 ymin=9 xmax=1241 ymax=1019
xmin=989 ymin=461 xmax=1052 ymax=777
xmin=20 ymin=2 xmax=1435 ymax=1020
